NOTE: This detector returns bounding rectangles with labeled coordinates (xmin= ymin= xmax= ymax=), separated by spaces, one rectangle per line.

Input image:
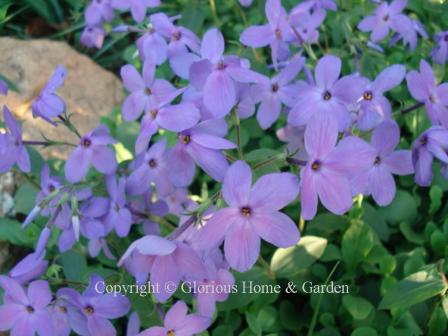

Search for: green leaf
xmin=341 ymin=222 xmax=374 ymax=270
xmin=212 ymin=326 xmax=234 ymax=336
xmin=379 ymin=270 xmax=448 ymax=310
xmin=14 ymin=183 xmax=38 ymax=215
xmin=246 ymin=306 xmax=278 ymax=334
xmin=351 ymin=327 xmax=378 ymax=336
xmin=428 ymin=306 xmax=447 ymax=336
xmin=279 ymin=301 xmax=301 ymax=331
xmin=0 ymin=218 xmax=38 ymax=247
xmin=271 ymin=236 xmax=328 ymax=278
xmin=429 ymin=185 xmax=443 ymax=214
xmin=59 ymin=251 xmax=88 ymax=282
xmin=399 ymin=222 xmax=425 ymax=245
xmin=430 ymin=230 xmax=446 ymax=254
xmin=378 ymin=191 xmax=418 ymax=224
xmin=342 ymin=295 xmax=374 ymax=320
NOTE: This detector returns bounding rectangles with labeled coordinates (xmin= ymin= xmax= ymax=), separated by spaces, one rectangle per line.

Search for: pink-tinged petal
xmin=304 ymin=112 xmax=338 ymax=158
xmin=373 ymin=64 xmax=406 ymax=93
xmin=189 ymin=59 xmax=213 ymax=90
xmin=249 ymin=173 xmax=299 ymax=211
xmin=315 ymin=55 xmax=341 ymax=89
xmin=176 ymin=315 xmax=211 ymax=335
xmin=316 ymin=170 xmax=352 ymax=215
xmin=257 ymin=94 xmax=281 ymax=129
xmin=251 ymin=211 xmax=300 ymax=248
xmin=65 ymin=147 xmax=92 ymax=183
xmin=383 ymin=150 xmax=413 ymax=175
xmin=389 ymin=0 xmax=407 ymax=14
xmin=300 ymin=167 xmax=318 ymax=220
xmin=201 ymin=28 xmax=224 ymax=63
xmin=92 ymin=146 xmax=117 ymax=174
xmin=358 ymin=16 xmax=376 ymax=32
xmin=138 ymin=326 xmax=167 ymax=336
xmin=150 ymin=255 xmax=180 ymax=302
xmin=371 ymin=120 xmax=400 ymax=155
xmin=157 ymin=103 xmax=200 ymax=132
xmin=224 ymin=222 xmax=260 ymax=272
xmin=27 ymin=280 xmax=51 ymax=309
xmin=369 ymin=166 xmax=396 ymax=206
xmin=325 ymin=136 xmax=375 ymax=175
xmin=203 ymin=70 xmax=236 ymax=118
xmin=186 ymin=143 xmax=229 ymax=181
xmin=371 ymin=24 xmax=389 ymax=42
xmin=87 ymin=316 xmax=116 ymax=336
xmin=197 ymin=293 xmax=216 ymax=317
xmin=164 ymin=301 xmax=187 ymax=328
xmin=197 ymin=208 xmax=240 ymax=251
xmin=240 ymin=25 xmax=273 ymax=47
xmin=166 ymin=145 xmax=196 ymax=187
xmin=173 ymin=243 xmax=205 ymax=280
xmin=192 ymin=133 xmax=236 ymax=150
xmin=222 ymin=160 xmax=252 ymax=206
xmin=121 ymin=64 xmax=144 ymax=92
xmin=118 ymin=235 xmax=176 ymax=266
xmin=0 ymin=304 xmax=23 ymax=330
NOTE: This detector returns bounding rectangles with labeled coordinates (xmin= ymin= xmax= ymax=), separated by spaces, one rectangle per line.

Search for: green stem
xmin=208 ymin=0 xmax=219 ymax=26
xmin=307 ymin=261 xmax=341 ymax=336
xmin=257 ymin=255 xmax=275 ymax=279
xmin=252 ymin=153 xmax=285 ymax=171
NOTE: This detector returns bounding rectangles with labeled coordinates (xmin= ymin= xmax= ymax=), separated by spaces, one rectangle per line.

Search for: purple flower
xmin=111 ymin=0 xmax=160 ymax=22
xmin=388 ymin=18 xmax=427 ymax=50
xmin=0 ymin=79 xmax=8 ymax=96
xmin=119 ymin=236 xmax=205 ymax=302
xmin=85 ymin=0 xmax=114 ymax=25
xmin=251 ymin=57 xmax=304 ymax=129
xmin=306 ymin=0 xmax=337 ymax=11
xmin=127 ymin=311 xmax=140 ymax=336
xmin=166 ymin=118 xmax=236 ymax=186
xmin=162 ymin=188 xmax=190 ymax=215
xmin=300 ymin=113 xmax=374 ymax=220
xmin=52 ymin=289 xmax=82 ymax=336
xmin=9 ymin=252 xmax=48 ymax=285
xmin=406 ymin=60 xmax=448 ymax=127
xmin=190 ymin=28 xmax=263 ymax=118
xmin=136 ymin=25 xmax=168 ymax=65
xmin=31 ymin=65 xmax=66 ymax=124
xmin=276 ymin=125 xmax=307 ymax=161
xmin=239 ymin=0 xmax=253 ymax=7
xmin=288 ymin=55 xmax=357 ymax=131
xmin=0 ymin=106 xmax=30 ymax=173
xmin=235 ymin=83 xmax=256 ymax=119
xmin=357 ymin=0 xmax=411 ymax=43
xmin=289 ymin=8 xmax=326 ymax=45
xmin=126 ymin=139 xmax=173 ymax=196
xmin=80 ymin=25 xmax=106 ymax=48
xmin=105 ymin=175 xmax=133 ymax=237
xmin=36 ymin=165 xmax=63 ymax=216
xmin=198 ymin=160 xmax=300 ymax=272
xmin=59 ymin=275 xmax=130 ymax=335
xmin=431 ymin=31 xmax=448 ymax=65
xmin=355 ymin=64 xmax=406 ymax=130
xmin=0 ymin=277 xmax=54 ymax=335
xmin=412 ymin=127 xmax=448 ymax=186
xmin=64 ymin=125 xmax=117 ymax=183
xmin=137 ymin=301 xmax=210 ymax=336
xmin=240 ymin=0 xmax=292 ymax=67
xmin=130 ymin=190 xmax=168 ymax=234
xmin=351 ymin=121 xmax=413 ymax=205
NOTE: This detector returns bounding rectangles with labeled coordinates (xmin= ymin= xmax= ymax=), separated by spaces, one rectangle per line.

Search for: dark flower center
xmin=145 ymin=87 xmax=152 ymax=96
xmin=150 ymin=109 xmax=158 ymax=119
xmin=420 ymin=136 xmax=428 ymax=146
xmin=323 ymin=91 xmax=332 ymax=101
xmin=303 ymin=28 xmax=308 ymax=34
xmin=271 ymin=83 xmax=279 ymax=93
xmin=59 ymin=306 xmax=67 ymax=313
xmin=383 ymin=15 xmax=389 ymax=21
xmin=181 ymin=135 xmax=191 ymax=144
xmin=374 ymin=156 xmax=381 ymax=165
xmin=311 ymin=160 xmax=321 ymax=171
xmin=172 ymin=31 xmax=181 ymax=41
xmin=275 ymin=28 xmax=282 ymax=39
xmin=363 ymin=91 xmax=373 ymax=101
xmin=81 ymin=138 xmax=92 ymax=148
xmin=148 ymin=159 xmax=157 ymax=168
xmin=167 ymin=330 xmax=175 ymax=336
xmin=429 ymin=94 xmax=436 ymax=104
xmin=217 ymin=62 xmax=226 ymax=70
xmin=241 ymin=207 xmax=251 ymax=217
xmin=26 ymin=305 xmax=35 ymax=313
xmin=84 ymin=305 xmax=94 ymax=315
xmin=445 ymin=35 xmax=448 ymax=42
xmin=48 ymin=184 xmax=56 ymax=193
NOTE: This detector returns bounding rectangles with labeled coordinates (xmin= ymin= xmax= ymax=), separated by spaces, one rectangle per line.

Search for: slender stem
xmin=307 ymin=261 xmax=340 ymax=336
xmin=287 ymin=158 xmax=308 ymax=167
xmin=58 ymin=115 xmax=81 ymax=138
xmin=208 ymin=0 xmax=219 ymax=26
xmin=233 ymin=109 xmax=244 ymax=160
xmin=14 ymin=169 xmax=40 ymax=189
xmin=401 ymin=102 xmax=424 ymax=114
xmin=299 ymin=216 xmax=305 ymax=232
xmin=225 ymin=152 xmax=237 ymax=162
xmin=252 ymin=153 xmax=285 ymax=171
xmin=167 ymin=215 xmax=196 ymax=241
xmin=257 ymin=255 xmax=275 ymax=279
xmin=22 ymin=140 xmax=50 ymax=146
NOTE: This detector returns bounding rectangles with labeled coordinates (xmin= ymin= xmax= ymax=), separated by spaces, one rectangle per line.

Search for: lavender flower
xmin=0 ymin=277 xmax=54 ymax=335
xmin=80 ymin=25 xmax=106 ymax=49
xmin=289 ymin=6 xmax=326 ymax=45
xmin=166 ymin=118 xmax=236 ymax=186
xmin=85 ymin=0 xmax=114 ymax=25
xmin=357 ymin=0 xmax=411 ymax=43
xmin=431 ymin=31 xmax=448 ymax=65
xmin=406 ymin=60 xmax=448 ymax=127
xmin=64 ymin=125 xmax=117 ymax=183
xmin=9 ymin=252 xmax=48 ymax=284
xmin=288 ymin=55 xmax=357 ymax=131
xmin=351 ymin=121 xmax=413 ymax=205
xmin=198 ymin=160 xmax=300 ymax=272
xmin=119 ymin=235 xmax=205 ymax=302
xmin=111 ymin=0 xmax=160 ymax=22
xmin=136 ymin=21 xmax=167 ymax=65
xmin=31 ymin=65 xmax=66 ymax=124
xmin=412 ymin=127 xmax=448 ymax=186
xmin=300 ymin=113 xmax=374 ymax=220
xmin=0 ymin=79 xmax=8 ymax=96
xmin=276 ymin=125 xmax=307 ymax=161
xmin=0 ymin=106 xmax=30 ymax=173
xmin=105 ymin=174 xmax=133 ymax=237
xmin=58 ymin=275 xmax=130 ymax=335
xmin=137 ymin=301 xmax=210 ymax=336
xmin=388 ymin=18 xmax=427 ymax=50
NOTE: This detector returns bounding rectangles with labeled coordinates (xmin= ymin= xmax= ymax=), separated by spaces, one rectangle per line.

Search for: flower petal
xmin=224 ymin=223 xmax=260 ymax=272
xmin=222 ymin=160 xmax=252 ymax=206
xmin=304 ymin=112 xmax=338 ymax=159
xmin=203 ymin=70 xmax=236 ymax=118
xmin=315 ymin=55 xmax=341 ymax=89
xmin=201 ymin=28 xmax=224 ymax=63
xmin=251 ymin=211 xmax=300 ymax=248
xmin=369 ymin=166 xmax=396 ymax=206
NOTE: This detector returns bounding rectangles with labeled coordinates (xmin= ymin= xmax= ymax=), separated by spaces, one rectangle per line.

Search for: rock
xmin=0 ymin=37 xmax=125 ymax=159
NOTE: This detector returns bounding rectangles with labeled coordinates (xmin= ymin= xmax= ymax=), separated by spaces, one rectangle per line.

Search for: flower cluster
xmin=1 ymin=0 xmax=448 ymax=335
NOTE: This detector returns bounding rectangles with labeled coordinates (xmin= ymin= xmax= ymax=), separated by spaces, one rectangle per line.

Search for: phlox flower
xmin=111 ymin=0 xmax=160 ymax=23
xmin=105 ymin=174 xmax=133 ymax=237
xmin=80 ymin=25 xmax=105 ymax=49
xmin=85 ymin=0 xmax=114 ymax=25
xmin=431 ymin=31 xmax=448 ymax=65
